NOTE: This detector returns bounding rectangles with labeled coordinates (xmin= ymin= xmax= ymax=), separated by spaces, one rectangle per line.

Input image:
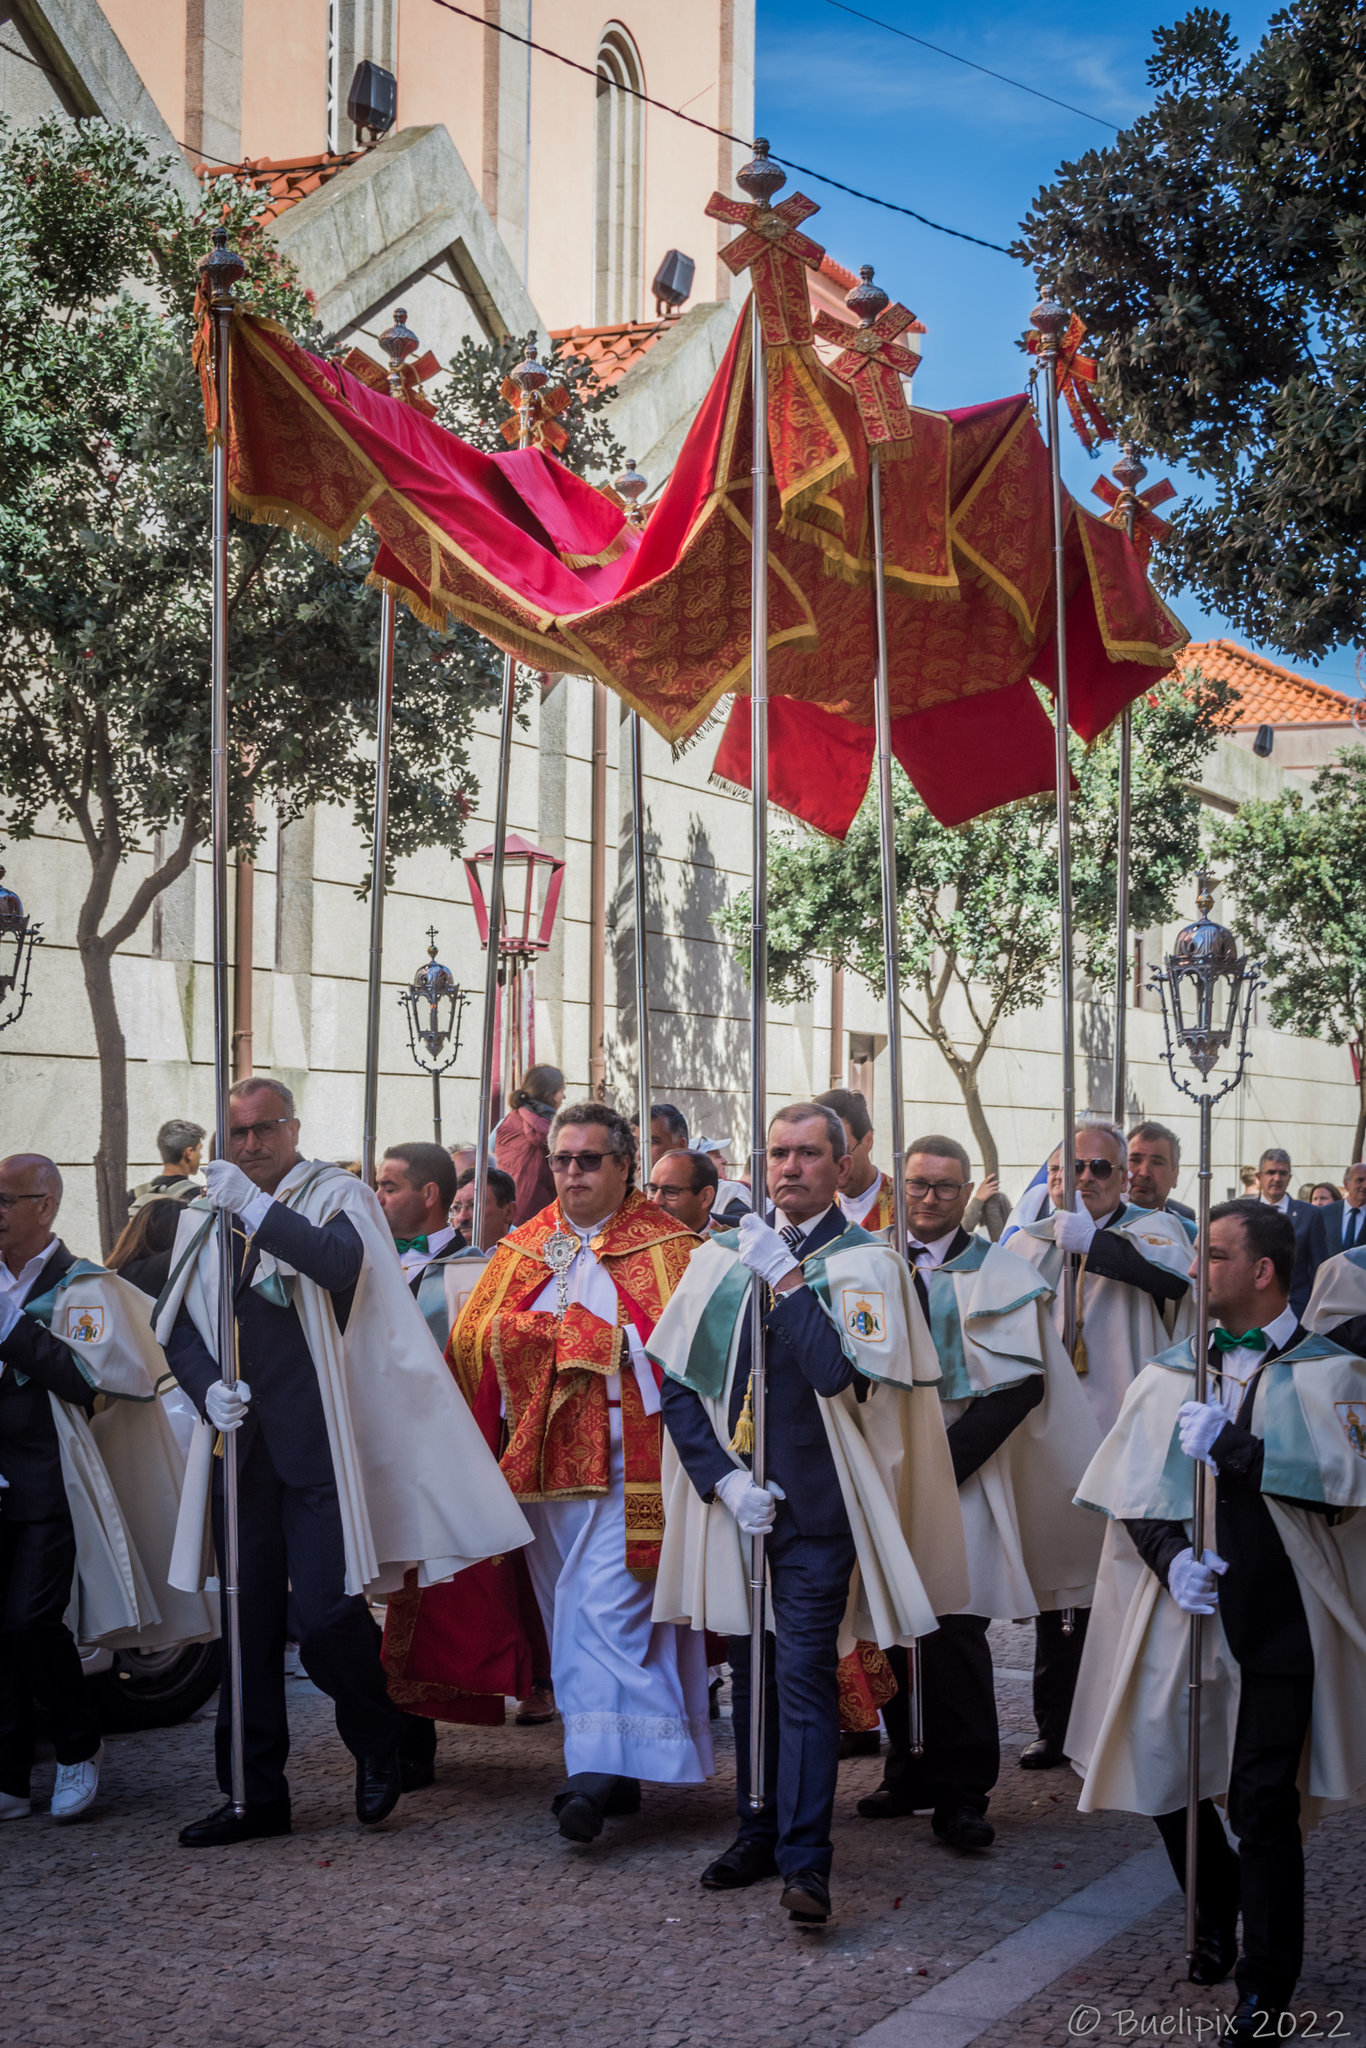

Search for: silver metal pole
xmin=432 ymin=1069 xmax=442 ymax=1147
xmin=1185 ymin=1091 xmax=1213 ymax=1959
xmin=747 ymin=292 xmax=771 ymax=1812
xmin=1032 ymin=290 xmax=1078 ymax=1351
xmin=629 ymin=712 xmax=651 ymax=1133
xmin=360 ymin=591 xmax=395 ymax=1187
xmin=471 ymin=342 xmax=548 ymax=1251
xmin=207 ymin=227 xmax=246 ymax=1818
xmin=472 ymin=664 xmax=515 ymax=1252
xmin=1110 ymin=448 xmax=1145 ymax=1127
xmin=869 ymin=445 xmax=921 ymax=1752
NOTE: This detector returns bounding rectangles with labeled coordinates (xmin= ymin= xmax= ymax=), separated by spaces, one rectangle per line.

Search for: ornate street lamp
xmin=0 ymin=853 xmax=42 ymax=1035
xmin=1148 ymin=872 xmax=1261 ymax=1967
xmin=464 ymin=832 xmax=566 ymax=1103
xmin=397 ymin=927 xmax=469 ymax=1145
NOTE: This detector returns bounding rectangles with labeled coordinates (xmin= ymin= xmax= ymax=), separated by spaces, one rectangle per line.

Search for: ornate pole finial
xmin=1029 ymin=283 xmax=1069 ymax=356
xmin=1195 ymin=870 xmax=1215 ymax=919
xmin=737 ymin=136 xmax=787 ymax=205
xmin=204 ymin=223 xmax=246 ymax=309
xmin=508 ymin=338 xmax=551 ymax=398
xmin=844 ymin=263 xmax=889 ymax=328
xmin=614 ymin=457 xmax=649 ymax=528
xmin=1112 ymin=442 xmax=1147 ymax=494
xmin=426 ymin=924 xmax=439 ymax=959
xmin=379 ymin=307 xmax=420 ymax=398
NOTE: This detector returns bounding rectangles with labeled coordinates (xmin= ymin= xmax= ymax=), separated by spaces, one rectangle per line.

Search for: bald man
xmin=0 ymin=1155 xmax=104 ymax=1821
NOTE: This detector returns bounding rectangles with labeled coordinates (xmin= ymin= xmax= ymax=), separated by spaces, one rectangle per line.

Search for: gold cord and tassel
xmin=729 ymin=1278 xmax=780 ymax=1454
xmin=1071 ymin=1253 xmax=1089 ymax=1376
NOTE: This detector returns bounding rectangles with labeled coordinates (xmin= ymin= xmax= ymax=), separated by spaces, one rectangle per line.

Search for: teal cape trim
xmin=1144 ymin=1332 xmax=1345 ymax=1516
xmin=667 ymin=1220 xmax=880 ymax=1400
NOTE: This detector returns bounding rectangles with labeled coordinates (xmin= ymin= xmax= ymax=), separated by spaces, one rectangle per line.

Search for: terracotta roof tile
xmin=195 ymin=151 xmax=365 ymax=225
xmin=549 ymin=316 xmax=679 ymax=387
xmin=1179 ymin=638 xmax=1360 ymax=727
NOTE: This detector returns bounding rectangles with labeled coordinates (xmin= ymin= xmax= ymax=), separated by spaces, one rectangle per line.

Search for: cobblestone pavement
xmin=3 ymin=1629 xmax=1362 ymax=2048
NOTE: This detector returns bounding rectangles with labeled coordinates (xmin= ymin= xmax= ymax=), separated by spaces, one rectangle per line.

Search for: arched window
xmin=594 ymin=26 xmax=644 ymax=325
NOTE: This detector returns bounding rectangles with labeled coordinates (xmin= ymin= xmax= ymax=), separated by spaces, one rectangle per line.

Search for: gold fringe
xmin=226 ymin=491 xmax=343 ymax=562
xmin=729 ymin=1373 xmax=755 ymax=1455
xmin=708 ymin=768 xmax=752 ymax=804
xmin=559 ymin=529 xmax=632 ymax=570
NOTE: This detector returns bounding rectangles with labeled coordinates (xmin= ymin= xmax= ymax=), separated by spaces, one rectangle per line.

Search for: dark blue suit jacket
xmin=1280 ymin=1196 xmax=1326 ymax=1318
xmin=1318 ymin=1198 xmax=1366 ymax=1260
xmin=167 ymin=1198 xmax=363 ymax=1490
xmin=0 ymin=1241 xmax=94 ymax=1520
xmin=659 ymin=1205 xmax=857 ymax=1540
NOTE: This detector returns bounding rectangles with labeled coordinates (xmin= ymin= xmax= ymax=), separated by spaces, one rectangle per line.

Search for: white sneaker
xmin=0 ymin=1788 xmax=32 ymax=1821
xmin=51 ymin=1744 xmax=103 ymax=1823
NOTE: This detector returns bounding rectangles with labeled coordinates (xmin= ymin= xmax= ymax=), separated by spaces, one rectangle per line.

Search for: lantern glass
xmin=465 ymin=833 xmax=566 ymax=958
xmin=1164 ymin=888 xmax=1248 ymax=1080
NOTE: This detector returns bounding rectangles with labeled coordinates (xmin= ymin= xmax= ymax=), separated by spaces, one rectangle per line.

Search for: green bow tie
xmin=395 ymin=1235 xmax=430 ymax=1256
xmin=1212 ymin=1326 xmax=1267 ymax=1354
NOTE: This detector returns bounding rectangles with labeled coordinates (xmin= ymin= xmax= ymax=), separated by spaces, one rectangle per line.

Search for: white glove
xmin=715 ymin=1466 xmax=786 ymax=1535
xmin=1054 ymin=1195 xmax=1097 ymax=1256
xmin=204 ymin=1158 xmax=266 ymax=1221
xmin=1167 ymin=1545 xmax=1228 ymax=1615
xmin=738 ymin=1212 xmax=802 ymax=1291
xmin=1178 ymin=1399 xmax=1228 ymax=1472
xmin=205 ymin=1378 xmax=252 ymax=1432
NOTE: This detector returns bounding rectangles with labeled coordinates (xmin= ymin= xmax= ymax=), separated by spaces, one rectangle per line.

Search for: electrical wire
xmin=426 ymin=0 xmax=1013 ymax=254
xmin=820 ymin=0 xmax=1121 ymax=133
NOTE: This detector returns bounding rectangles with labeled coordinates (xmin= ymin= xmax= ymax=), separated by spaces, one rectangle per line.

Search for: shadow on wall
xmin=1080 ymin=997 xmax=1143 ymax=1126
xmin=610 ymin=812 xmax=749 ymax=1147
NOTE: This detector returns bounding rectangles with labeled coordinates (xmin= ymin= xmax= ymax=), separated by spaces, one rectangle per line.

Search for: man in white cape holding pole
xmin=1066 ymin=1200 xmax=1366 ymax=2036
xmin=156 ymin=1078 xmax=531 ymax=1846
xmin=1 ymin=1153 xmax=217 ymax=1824
xmin=652 ymin=1103 xmax=966 ymax=1925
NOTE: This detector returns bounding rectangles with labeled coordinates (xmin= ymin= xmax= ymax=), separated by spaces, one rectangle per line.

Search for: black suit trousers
xmin=212 ymin=1428 xmax=403 ymax=1805
xmin=0 ymin=1510 xmax=102 ymax=1795
xmin=728 ymin=1518 xmax=856 ymax=1881
xmin=1032 ymin=1604 xmax=1090 ymax=1745
xmin=881 ymin=1618 xmax=999 ymax=1815
xmin=1155 ymin=1671 xmax=1313 ymax=2003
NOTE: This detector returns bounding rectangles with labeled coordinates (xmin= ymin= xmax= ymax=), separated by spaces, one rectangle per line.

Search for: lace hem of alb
xmin=560 ymin=1710 xmax=708 ymax=1745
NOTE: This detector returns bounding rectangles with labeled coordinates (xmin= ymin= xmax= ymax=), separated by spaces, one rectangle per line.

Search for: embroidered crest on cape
xmin=843 ymin=1289 xmax=885 ymax=1343
xmin=1335 ymin=1400 xmax=1366 ymax=1460
xmin=64 ymin=1305 xmax=104 ymax=1344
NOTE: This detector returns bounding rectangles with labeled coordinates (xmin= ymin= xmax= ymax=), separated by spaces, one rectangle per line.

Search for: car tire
xmin=87 ymin=1642 xmax=223 ymax=1732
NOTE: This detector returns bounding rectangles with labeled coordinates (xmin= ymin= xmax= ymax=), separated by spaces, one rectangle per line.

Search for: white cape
xmin=156 ymin=1162 xmax=531 ymax=1598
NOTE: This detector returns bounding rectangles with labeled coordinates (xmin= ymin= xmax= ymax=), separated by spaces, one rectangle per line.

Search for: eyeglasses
xmin=549 ymin=1150 xmax=608 ymax=1173
xmin=0 ymin=1191 xmax=46 ymax=1213
xmin=905 ymin=1178 xmax=966 ymax=1202
xmin=1070 ymin=1158 xmax=1116 ymax=1181
xmin=228 ymin=1117 xmax=292 ymax=1144
xmin=646 ymin=1182 xmax=690 ymax=1202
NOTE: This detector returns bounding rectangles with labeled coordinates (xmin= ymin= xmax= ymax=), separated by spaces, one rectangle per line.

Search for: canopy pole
xmin=360 ymin=311 xmax=422 ymax=1188
xmin=1110 ymin=447 xmax=1146 ymax=1127
xmin=1185 ymin=1091 xmax=1214 ymax=1956
xmin=1031 ymin=288 xmax=1078 ymax=1350
xmin=746 ymin=285 xmax=771 ymax=1813
xmin=613 ymin=462 xmax=654 ymax=1139
xmin=206 ymin=226 xmax=247 ymax=1818
xmin=472 ymin=341 xmax=549 ymax=1251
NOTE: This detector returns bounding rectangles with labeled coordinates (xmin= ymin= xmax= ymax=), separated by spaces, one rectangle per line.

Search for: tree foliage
xmin=0 ymin=116 xmax=617 ymax=1245
xmin=1015 ymin=1 xmax=1366 ymax=659
xmin=1212 ymin=745 xmax=1366 ymax=1159
xmin=717 ymin=675 xmax=1234 ymax=1177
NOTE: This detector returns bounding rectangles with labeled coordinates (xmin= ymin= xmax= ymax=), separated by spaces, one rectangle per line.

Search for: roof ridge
xmin=1180 ymin=638 xmax=1358 ymax=724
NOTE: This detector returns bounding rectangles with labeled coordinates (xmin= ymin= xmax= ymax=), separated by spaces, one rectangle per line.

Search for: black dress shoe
xmin=840 ymin=1729 xmax=882 ymax=1759
xmin=355 ymin=1750 xmax=403 ymax=1826
xmin=1187 ymin=1928 xmax=1238 ymax=1986
xmin=555 ymin=1792 xmax=604 ymax=1842
xmin=1226 ymin=1994 xmax=1288 ymax=2039
xmin=179 ymin=1798 xmax=291 ymax=1848
xmin=700 ymin=1838 xmax=780 ymax=1889
xmin=780 ymin=1871 xmax=832 ymax=1922
xmin=397 ymin=1714 xmax=437 ymax=1792
xmin=1019 ymin=1736 xmax=1067 ymax=1770
xmin=932 ymin=1805 xmax=996 ymax=1850
xmin=856 ymin=1779 xmax=921 ymax=1820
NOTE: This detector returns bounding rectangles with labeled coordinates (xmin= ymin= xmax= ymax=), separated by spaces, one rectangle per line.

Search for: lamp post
xmin=465 ymin=830 xmax=566 ymax=1114
xmin=0 ymin=856 xmax=42 ymax=1036
xmin=397 ymin=928 xmax=469 ymax=1145
xmin=1148 ymin=873 xmax=1261 ymax=1965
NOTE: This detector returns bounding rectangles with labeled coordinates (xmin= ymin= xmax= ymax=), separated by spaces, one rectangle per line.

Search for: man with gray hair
xmin=128 ymin=1117 xmax=206 ymax=1215
xmin=1255 ymin=1147 xmax=1325 ymax=1316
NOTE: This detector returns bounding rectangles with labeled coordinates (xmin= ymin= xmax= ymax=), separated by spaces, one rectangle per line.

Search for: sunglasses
xmin=1069 ymin=1158 xmax=1116 ymax=1181
xmin=0 ymin=1191 xmax=47 ymax=1213
xmin=549 ymin=1151 xmax=609 ymax=1172
xmin=229 ymin=1117 xmax=292 ymax=1144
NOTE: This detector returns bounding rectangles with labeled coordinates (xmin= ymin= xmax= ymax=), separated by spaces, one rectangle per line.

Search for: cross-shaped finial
xmin=810 ymin=261 xmax=924 ymax=445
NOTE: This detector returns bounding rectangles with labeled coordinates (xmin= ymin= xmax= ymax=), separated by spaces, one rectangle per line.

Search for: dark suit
xmin=1125 ymin=1324 xmax=1325 ymax=2005
xmin=167 ymin=1198 xmax=404 ymax=1808
xmin=880 ymin=1227 xmax=1043 ymax=1815
xmin=659 ymin=1205 xmax=857 ymax=1880
xmin=1318 ymin=1198 xmax=1366 ymax=1260
xmin=0 ymin=1241 xmax=103 ymax=1796
xmin=1265 ymin=1197 xmax=1326 ymax=1319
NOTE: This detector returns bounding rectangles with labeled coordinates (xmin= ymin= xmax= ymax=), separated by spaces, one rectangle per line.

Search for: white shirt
xmin=773 ymin=1204 xmax=836 ymax=1245
xmin=904 ymin=1224 xmax=962 ymax=1272
xmin=1212 ymin=1302 xmax=1299 ymax=1420
xmin=0 ymin=1235 xmax=60 ymax=1349
xmin=398 ymin=1223 xmax=457 ymax=1280
xmin=527 ymin=1211 xmax=660 ymax=1416
xmin=839 ymin=1175 xmax=885 ymax=1228
xmin=1259 ymin=1192 xmax=1291 ymax=1216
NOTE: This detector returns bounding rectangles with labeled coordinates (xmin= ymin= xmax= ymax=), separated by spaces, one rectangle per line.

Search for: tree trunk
xmin=81 ymin=935 xmax=128 ymax=1255
xmin=958 ymin=1069 xmax=1000 ymax=1184
xmin=1354 ymin=1048 xmax=1366 ymax=1169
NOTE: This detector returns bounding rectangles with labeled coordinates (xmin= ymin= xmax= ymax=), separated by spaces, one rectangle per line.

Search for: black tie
xmin=1348 ymin=1207 xmax=1363 ymax=1250
xmin=780 ymin=1223 xmax=804 ymax=1254
xmin=906 ymin=1244 xmax=930 ymax=1319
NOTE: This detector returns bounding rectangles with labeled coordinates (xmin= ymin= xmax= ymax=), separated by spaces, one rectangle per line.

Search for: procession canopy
xmin=201 ymin=169 xmax=1185 ymax=828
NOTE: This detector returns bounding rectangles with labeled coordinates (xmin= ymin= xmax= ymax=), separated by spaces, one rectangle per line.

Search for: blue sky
xmin=755 ymin=0 xmax=1364 ymax=696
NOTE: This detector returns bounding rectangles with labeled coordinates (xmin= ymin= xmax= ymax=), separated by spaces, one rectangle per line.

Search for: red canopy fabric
xmin=213 ymin=301 xmax=1185 ymax=828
